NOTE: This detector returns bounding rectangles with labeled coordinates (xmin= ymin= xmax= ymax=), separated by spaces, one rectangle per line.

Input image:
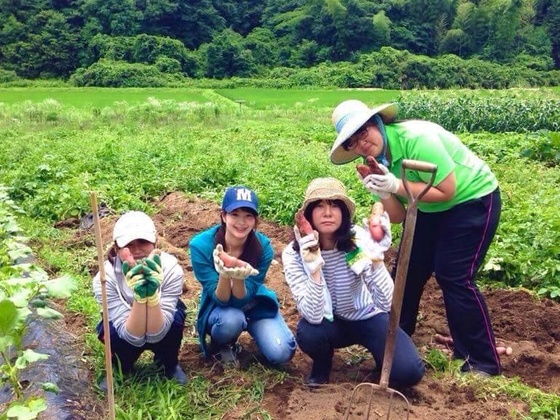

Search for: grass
xmin=424 ymin=348 xmax=560 ymax=419
xmin=456 ymin=373 xmax=560 ymax=419
xmin=0 ymin=87 xmax=212 ymax=108
xmin=215 ymin=87 xmax=402 ymax=109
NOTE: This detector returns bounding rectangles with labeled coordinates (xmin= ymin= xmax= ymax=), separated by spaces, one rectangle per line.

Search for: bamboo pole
xmin=89 ymin=192 xmax=116 ymax=420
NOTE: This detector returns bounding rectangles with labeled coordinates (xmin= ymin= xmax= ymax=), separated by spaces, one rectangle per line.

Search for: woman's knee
xmin=210 ymin=307 xmax=245 ymax=331
xmin=296 ymin=328 xmax=325 ymax=354
xmin=391 ymin=356 xmax=425 ymax=388
xmin=389 ymin=330 xmax=426 ymax=388
xmin=210 ymin=308 xmax=247 ymax=341
xmin=262 ymin=340 xmax=296 ymax=365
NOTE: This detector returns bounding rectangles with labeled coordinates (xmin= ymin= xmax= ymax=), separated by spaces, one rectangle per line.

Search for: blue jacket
xmin=189 ymin=225 xmax=279 ymax=357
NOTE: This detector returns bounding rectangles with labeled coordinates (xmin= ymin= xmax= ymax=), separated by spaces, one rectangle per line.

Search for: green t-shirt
xmin=384 ymin=121 xmax=498 ymax=213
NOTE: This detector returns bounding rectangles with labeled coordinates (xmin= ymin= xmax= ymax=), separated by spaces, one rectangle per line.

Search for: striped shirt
xmin=282 ymin=226 xmax=393 ymax=324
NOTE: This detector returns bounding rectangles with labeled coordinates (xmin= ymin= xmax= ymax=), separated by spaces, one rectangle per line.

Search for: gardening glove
xmin=142 ymin=253 xmax=163 ymax=306
xmin=294 ymin=226 xmax=324 ymax=275
xmin=212 ymin=244 xmax=259 ymax=280
xmin=362 ymin=211 xmax=392 ymax=261
xmin=124 ymin=263 xmax=146 ymax=299
xmin=345 ymin=246 xmax=371 ymax=275
xmin=357 ymin=165 xmax=391 ymax=199
xmin=227 ymin=263 xmax=259 ymax=280
xmin=122 ymin=258 xmax=138 ymax=277
xmin=364 ymin=164 xmax=401 ymax=195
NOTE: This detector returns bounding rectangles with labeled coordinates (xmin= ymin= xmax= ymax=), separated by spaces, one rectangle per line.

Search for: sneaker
xmin=305 ymin=374 xmax=329 ymax=387
xmin=214 ymin=343 xmax=241 ymax=368
xmin=166 ymin=365 xmax=188 ymax=385
xmin=305 ymin=359 xmax=331 ymax=386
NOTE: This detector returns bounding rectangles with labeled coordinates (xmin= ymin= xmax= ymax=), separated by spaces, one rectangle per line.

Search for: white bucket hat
xmin=302 ymin=177 xmax=356 ymax=218
xmin=113 ymin=211 xmax=157 ymax=247
xmin=330 ymin=100 xmax=398 ymax=165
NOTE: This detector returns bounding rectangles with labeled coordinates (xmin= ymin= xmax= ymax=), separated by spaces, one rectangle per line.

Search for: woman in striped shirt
xmin=282 ymin=177 xmax=424 ymax=387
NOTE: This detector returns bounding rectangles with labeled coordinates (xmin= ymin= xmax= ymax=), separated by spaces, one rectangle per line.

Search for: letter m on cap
xmin=236 ymin=188 xmax=253 ymax=202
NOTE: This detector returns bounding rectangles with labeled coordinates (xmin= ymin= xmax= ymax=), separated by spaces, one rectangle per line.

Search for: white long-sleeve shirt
xmin=282 ymin=226 xmax=393 ymax=324
xmin=92 ymin=252 xmax=184 ymax=346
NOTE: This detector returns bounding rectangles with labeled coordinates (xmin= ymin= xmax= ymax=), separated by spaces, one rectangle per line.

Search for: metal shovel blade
xmin=343 ymin=382 xmax=411 ymax=419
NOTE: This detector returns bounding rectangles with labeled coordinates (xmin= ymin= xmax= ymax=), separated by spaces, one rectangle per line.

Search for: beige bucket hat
xmin=330 ymin=100 xmax=398 ymax=165
xmin=301 ymin=177 xmax=355 ymax=218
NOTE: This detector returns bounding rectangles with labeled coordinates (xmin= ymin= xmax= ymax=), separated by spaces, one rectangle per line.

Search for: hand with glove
xmin=141 ymin=251 xmax=163 ymax=306
xmin=361 ymin=210 xmax=392 ymax=262
xmin=357 ymin=163 xmax=400 ymax=199
xmin=345 ymin=246 xmax=372 ymax=275
xmin=123 ymin=262 xmax=150 ymax=303
xmin=213 ymin=244 xmax=259 ymax=280
xmin=294 ymin=226 xmax=324 ymax=275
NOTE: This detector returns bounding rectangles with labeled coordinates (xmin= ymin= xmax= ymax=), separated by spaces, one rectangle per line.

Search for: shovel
xmin=345 ymin=159 xmax=438 ymax=419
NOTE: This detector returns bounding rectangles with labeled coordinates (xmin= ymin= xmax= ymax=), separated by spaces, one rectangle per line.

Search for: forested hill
xmin=1 ymin=0 xmax=560 ymax=87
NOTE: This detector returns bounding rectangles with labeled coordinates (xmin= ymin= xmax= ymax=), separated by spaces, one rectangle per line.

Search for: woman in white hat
xmin=330 ymin=99 xmax=503 ymax=376
xmin=282 ymin=177 xmax=425 ymax=387
xmin=93 ymin=211 xmax=187 ymax=391
xmin=190 ymin=186 xmax=296 ymax=368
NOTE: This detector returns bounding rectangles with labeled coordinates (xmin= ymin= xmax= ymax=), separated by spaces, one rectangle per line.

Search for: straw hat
xmin=330 ymin=100 xmax=398 ymax=165
xmin=301 ymin=177 xmax=355 ymax=218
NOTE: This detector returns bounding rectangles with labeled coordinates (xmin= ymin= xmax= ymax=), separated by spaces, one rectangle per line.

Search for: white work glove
xmin=294 ymin=226 xmax=324 ymax=274
xmin=344 ymin=246 xmax=371 ymax=275
xmin=357 ymin=163 xmax=392 ymax=199
xmin=364 ymin=164 xmax=401 ymax=195
xmin=213 ymin=244 xmax=259 ymax=279
xmin=362 ymin=211 xmax=392 ymax=261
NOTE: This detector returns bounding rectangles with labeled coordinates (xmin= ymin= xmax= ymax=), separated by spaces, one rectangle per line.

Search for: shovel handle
xmin=379 ymin=159 xmax=438 ymax=390
xmin=401 ymin=159 xmax=438 ymax=204
xmin=402 ymin=159 xmax=437 ymax=174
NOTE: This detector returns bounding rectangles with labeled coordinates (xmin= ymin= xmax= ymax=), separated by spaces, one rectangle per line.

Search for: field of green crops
xmin=1 ymin=87 xmax=559 ymax=419
xmin=1 ymin=87 xmax=558 ymax=294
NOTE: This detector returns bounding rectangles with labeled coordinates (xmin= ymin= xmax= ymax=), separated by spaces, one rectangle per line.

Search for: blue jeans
xmin=297 ymin=313 xmax=425 ymax=388
xmin=207 ymin=306 xmax=296 ymax=365
xmin=398 ymin=189 xmax=502 ymax=375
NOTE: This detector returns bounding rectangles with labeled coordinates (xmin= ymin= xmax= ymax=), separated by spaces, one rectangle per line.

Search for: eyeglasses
xmin=343 ymin=125 xmax=371 ymax=151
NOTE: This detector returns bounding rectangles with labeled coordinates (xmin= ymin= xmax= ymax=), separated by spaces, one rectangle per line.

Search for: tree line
xmin=1 ymin=0 xmax=559 ymax=88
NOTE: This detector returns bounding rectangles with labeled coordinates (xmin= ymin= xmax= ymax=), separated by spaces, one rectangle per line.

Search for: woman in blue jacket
xmin=190 ymin=186 xmax=296 ymax=367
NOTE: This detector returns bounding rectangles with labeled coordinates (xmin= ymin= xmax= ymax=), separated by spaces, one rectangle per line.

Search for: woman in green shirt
xmin=329 ymin=99 xmax=502 ymax=376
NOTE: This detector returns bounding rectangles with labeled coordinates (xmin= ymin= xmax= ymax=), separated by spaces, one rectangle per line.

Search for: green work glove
xmin=142 ymin=255 xmax=163 ymax=306
xmin=345 ymin=246 xmax=371 ymax=275
xmin=124 ymin=262 xmax=149 ymax=302
xmin=122 ymin=259 xmax=138 ymax=276
xmin=132 ymin=279 xmax=150 ymax=304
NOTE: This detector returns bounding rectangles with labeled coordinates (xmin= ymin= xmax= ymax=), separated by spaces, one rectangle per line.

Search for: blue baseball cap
xmin=221 ymin=186 xmax=259 ymax=214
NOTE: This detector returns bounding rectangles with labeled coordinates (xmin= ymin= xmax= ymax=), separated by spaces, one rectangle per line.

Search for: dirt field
xmin=68 ymin=192 xmax=560 ymax=419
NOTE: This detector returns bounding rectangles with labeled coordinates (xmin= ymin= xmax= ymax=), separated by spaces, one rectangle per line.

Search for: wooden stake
xmin=90 ymin=192 xmax=116 ymax=420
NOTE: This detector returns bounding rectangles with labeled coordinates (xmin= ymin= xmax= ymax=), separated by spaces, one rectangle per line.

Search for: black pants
xmin=396 ymin=189 xmax=502 ymax=375
xmin=97 ymin=299 xmax=186 ymax=375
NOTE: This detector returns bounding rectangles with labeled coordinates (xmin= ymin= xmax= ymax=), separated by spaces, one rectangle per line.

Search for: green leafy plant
xmin=0 ymin=186 xmax=77 ymax=420
xmin=521 ymin=130 xmax=560 ymax=167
